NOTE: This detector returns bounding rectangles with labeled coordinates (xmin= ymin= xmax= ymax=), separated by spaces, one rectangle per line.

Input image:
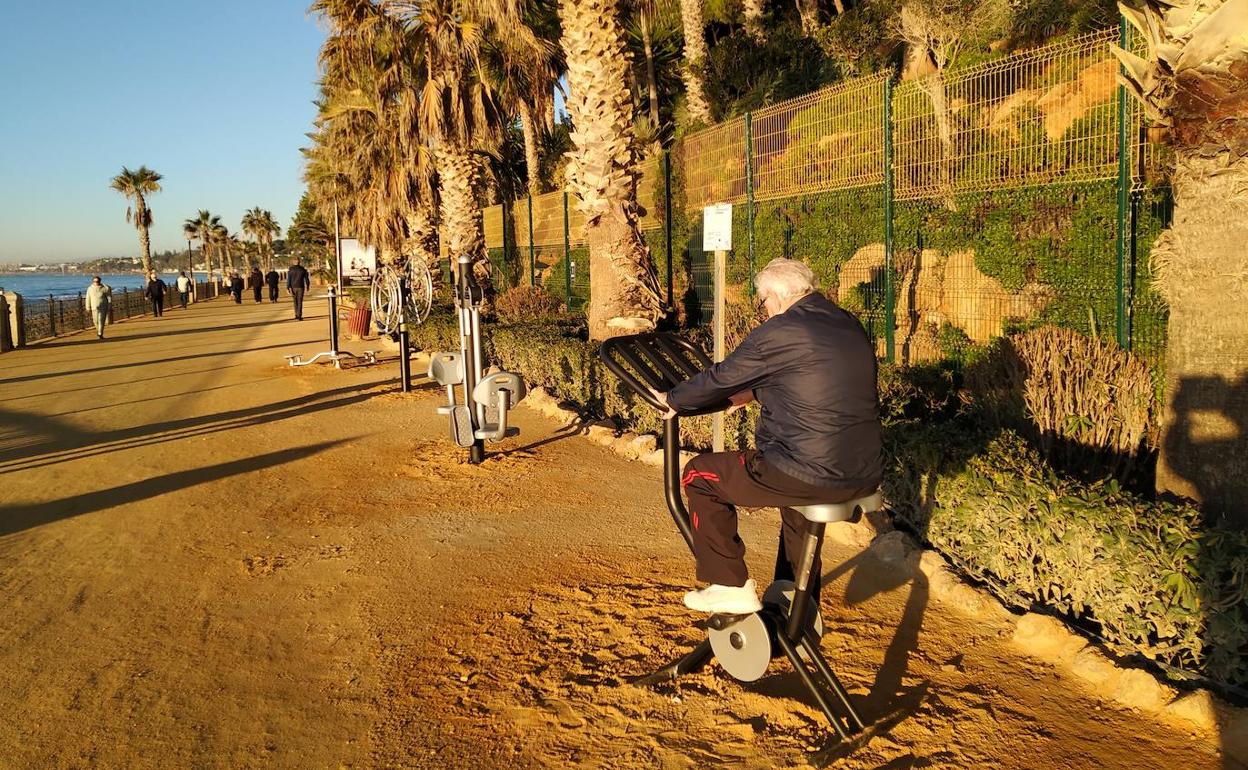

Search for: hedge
xmin=408 ymin=312 xmax=1248 ymax=689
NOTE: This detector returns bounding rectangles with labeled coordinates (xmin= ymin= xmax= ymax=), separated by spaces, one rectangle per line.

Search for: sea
xmin=0 ymin=272 xmax=185 ymax=299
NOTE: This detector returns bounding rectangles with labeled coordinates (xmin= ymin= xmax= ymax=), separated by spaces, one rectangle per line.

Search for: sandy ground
xmin=0 ymin=295 xmax=1236 ymax=769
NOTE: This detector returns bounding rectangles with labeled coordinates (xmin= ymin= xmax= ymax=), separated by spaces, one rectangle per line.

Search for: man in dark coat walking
xmin=145 ymin=272 xmax=167 ymax=317
xmin=286 ymin=258 xmax=311 ymax=320
xmin=265 ymin=268 xmax=280 ymax=303
xmin=230 ymin=272 xmax=244 ymax=304
xmin=249 ymin=266 xmax=264 ymax=303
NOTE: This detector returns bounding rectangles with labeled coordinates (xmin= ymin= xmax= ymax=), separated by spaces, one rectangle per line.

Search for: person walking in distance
xmin=85 ymin=276 xmax=112 ymax=339
xmin=287 ymin=257 xmax=311 ymax=320
xmin=249 ymin=266 xmax=264 ymax=303
xmin=145 ymin=272 xmax=167 ymax=317
xmin=230 ymin=272 xmax=244 ymax=304
xmin=175 ymin=271 xmax=191 ymax=309
xmin=265 ymin=267 xmax=280 ymax=303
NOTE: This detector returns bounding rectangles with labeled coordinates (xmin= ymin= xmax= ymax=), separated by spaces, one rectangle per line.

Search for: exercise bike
xmin=600 ymin=332 xmax=881 ymax=742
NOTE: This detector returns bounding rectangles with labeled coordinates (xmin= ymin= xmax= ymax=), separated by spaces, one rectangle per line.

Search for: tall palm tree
xmin=182 ymin=219 xmax=207 ymax=277
xmin=242 ymin=208 xmax=282 ymax=271
xmin=1113 ymin=0 xmax=1248 ymax=521
xmin=212 ymin=223 xmax=235 ymax=274
xmin=678 ymin=0 xmax=711 ymax=124
xmin=559 ymin=0 xmax=665 ymax=339
xmin=312 ymin=0 xmax=441 ymax=273
xmin=109 ymin=166 xmax=162 ymax=274
xmin=184 ymin=210 xmax=220 ymax=282
xmin=384 ymin=0 xmax=535 ymax=297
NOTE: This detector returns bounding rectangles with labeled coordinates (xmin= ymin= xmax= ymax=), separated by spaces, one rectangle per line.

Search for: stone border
xmin=518 ymin=388 xmax=1248 ymax=761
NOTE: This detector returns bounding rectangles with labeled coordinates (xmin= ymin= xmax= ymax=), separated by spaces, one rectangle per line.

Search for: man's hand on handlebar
xmin=726 ymin=389 xmax=754 ymax=415
xmin=650 ymin=390 xmax=677 ymax=420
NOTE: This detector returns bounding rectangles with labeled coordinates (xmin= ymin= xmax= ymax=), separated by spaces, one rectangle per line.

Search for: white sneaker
xmin=683 ymin=579 xmax=763 ymax=614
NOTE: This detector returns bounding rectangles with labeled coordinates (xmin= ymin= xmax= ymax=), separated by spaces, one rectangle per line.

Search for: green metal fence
xmin=477 ymin=24 xmax=1166 ymax=366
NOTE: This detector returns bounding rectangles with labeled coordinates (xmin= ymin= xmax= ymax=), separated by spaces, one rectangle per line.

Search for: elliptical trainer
xmin=427 ymin=254 xmax=527 ymax=464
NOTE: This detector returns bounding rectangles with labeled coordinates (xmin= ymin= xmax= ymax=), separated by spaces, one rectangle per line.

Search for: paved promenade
xmin=0 ymin=295 xmax=1235 ymax=769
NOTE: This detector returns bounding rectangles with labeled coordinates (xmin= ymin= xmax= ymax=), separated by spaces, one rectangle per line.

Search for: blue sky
xmin=0 ymin=0 xmax=326 ymax=262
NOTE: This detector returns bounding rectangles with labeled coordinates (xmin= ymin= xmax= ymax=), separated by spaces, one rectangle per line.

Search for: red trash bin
xmin=346 ymin=305 xmax=372 ymax=339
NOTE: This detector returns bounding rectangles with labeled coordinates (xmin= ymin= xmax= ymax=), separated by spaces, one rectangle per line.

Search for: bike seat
xmin=791 ymin=490 xmax=883 ymax=523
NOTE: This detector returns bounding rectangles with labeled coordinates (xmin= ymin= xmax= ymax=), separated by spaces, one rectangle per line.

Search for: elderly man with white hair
xmin=656 ymin=257 xmax=882 ymax=614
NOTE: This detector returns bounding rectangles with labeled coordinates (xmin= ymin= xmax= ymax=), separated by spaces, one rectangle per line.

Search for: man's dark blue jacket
xmin=667 ymin=292 xmax=882 ymax=489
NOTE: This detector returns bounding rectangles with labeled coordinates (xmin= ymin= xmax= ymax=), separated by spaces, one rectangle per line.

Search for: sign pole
xmin=712 ymin=248 xmax=726 ymax=452
xmin=702 ymin=202 xmax=733 ymax=454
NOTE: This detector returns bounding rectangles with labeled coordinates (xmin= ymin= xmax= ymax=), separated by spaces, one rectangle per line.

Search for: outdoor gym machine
xmin=427 ymin=254 xmax=527 ymax=464
xmin=370 ymin=260 xmax=434 ymax=392
xmin=600 ymin=332 xmax=881 ymax=742
xmin=285 ymin=286 xmax=376 ymax=369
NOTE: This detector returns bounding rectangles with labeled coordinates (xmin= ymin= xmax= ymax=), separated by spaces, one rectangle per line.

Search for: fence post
xmin=48 ymin=294 xmax=56 ymax=337
xmin=883 ymin=77 xmax=897 ymax=364
xmin=663 ymin=150 xmax=674 ymax=308
xmin=7 ymin=292 xmax=25 ymax=348
xmin=745 ymin=112 xmax=756 ymax=296
xmin=78 ymin=292 xmax=84 ymax=330
xmin=1114 ymin=14 xmax=1131 ymax=350
xmin=562 ymin=190 xmax=572 ymax=306
xmin=0 ymin=293 xmax=9 ymax=352
xmin=527 ymin=194 xmax=536 ymax=287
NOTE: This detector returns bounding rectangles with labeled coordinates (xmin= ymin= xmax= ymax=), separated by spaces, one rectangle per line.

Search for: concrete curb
xmin=518 ymin=389 xmax=1246 ymax=757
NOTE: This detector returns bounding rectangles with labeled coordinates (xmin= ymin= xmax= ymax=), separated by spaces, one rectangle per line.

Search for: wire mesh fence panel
xmin=683 ymin=117 xmax=748 ymax=211
xmin=893 ymin=29 xmax=1124 ymax=202
xmin=751 ymin=74 xmax=887 ymax=202
xmin=483 ymin=205 xmax=505 ymax=250
xmin=23 ymin=298 xmax=53 ymax=342
xmin=888 ymin=183 xmax=1137 ymax=365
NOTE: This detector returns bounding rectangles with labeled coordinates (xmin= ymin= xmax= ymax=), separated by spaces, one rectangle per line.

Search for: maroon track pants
xmin=682 ymin=450 xmax=876 ymax=599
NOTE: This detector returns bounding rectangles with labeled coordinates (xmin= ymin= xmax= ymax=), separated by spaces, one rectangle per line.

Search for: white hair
xmin=753 ymin=258 xmax=818 ymax=300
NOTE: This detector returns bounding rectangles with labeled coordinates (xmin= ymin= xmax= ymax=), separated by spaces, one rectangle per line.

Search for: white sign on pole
xmin=702 ymin=203 xmax=733 ymax=251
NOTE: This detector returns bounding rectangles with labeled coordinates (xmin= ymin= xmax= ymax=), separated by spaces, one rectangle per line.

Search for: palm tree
xmin=677 ymin=0 xmax=712 ymax=124
xmin=212 ymin=223 xmax=235 ymax=275
xmin=109 ymin=166 xmax=162 ymax=274
xmin=182 ymin=219 xmax=206 ymax=278
xmin=242 ymin=208 xmax=282 ymax=271
xmin=559 ymin=0 xmax=665 ymax=339
xmin=311 ymin=0 xmax=441 ymax=273
xmin=384 ymin=0 xmax=533 ymax=297
xmin=1113 ymin=0 xmax=1248 ymax=521
xmin=184 ymin=210 xmax=220 ymax=283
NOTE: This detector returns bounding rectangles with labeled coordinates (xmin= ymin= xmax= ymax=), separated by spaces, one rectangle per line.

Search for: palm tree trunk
xmin=743 ymin=0 xmax=766 ymax=42
xmin=403 ymin=204 xmax=441 ymax=285
xmin=136 ymin=196 xmax=153 ymax=275
xmin=518 ymin=101 xmax=543 ymax=196
xmin=560 ymin=0 xmax=665 ymax=339
xmin=1152 ymin=152 xmax=1248 ymax=524
xmin=678 ymin=0 xmax=713 ymax=125
xmin=795 ymin=0 xmax=818 ymax=34
xmin=640 ymin=10 xmax=661 ymax=130
xmin=433 ymin=141 xmax=493 ymax=303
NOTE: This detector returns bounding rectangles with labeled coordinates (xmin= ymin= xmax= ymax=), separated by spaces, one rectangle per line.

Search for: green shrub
xmin=887 ymin=427 xmax=1248 ymax=687
xmin=494 ymin=285 xmax=565 ymax=322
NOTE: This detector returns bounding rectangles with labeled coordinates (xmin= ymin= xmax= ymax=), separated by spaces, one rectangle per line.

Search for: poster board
xmin=340 ymin=239 xmax=377 ymax=286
